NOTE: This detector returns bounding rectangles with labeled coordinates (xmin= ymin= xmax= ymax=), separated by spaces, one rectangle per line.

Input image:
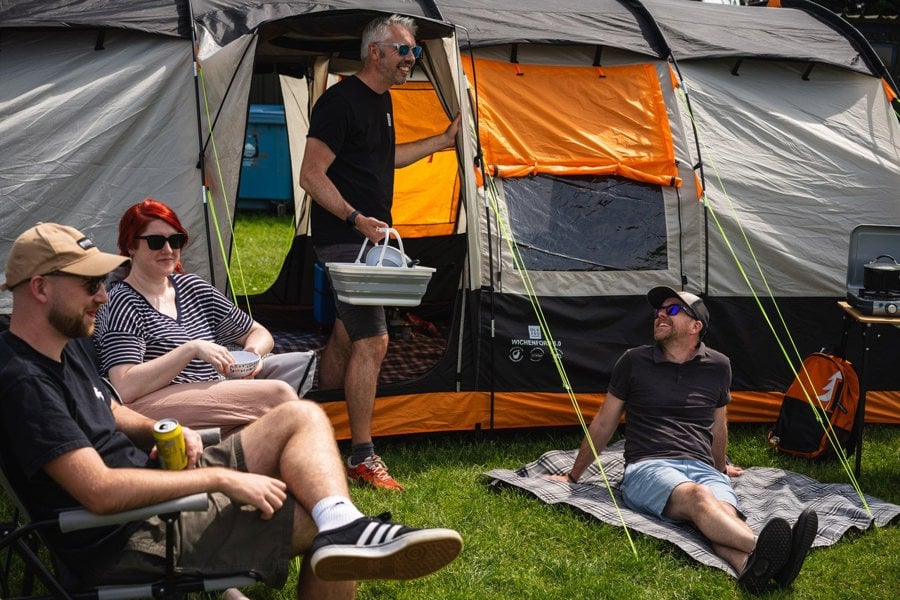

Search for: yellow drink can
xmin=153 ymin=418 xmax=187 ymax=470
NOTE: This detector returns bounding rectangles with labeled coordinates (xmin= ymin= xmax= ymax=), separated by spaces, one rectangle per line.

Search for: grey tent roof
xmin=642 ymin=0 xmax=874 ymax=74
xmin=0 ymin=1 xmax=452 ymax=44
xmin=437 ymin=0 xmax=880 ymax=76
xmin=435 ymin=0 xmax=660 ymax=57
xmin=0 ymin=0 xmax=192 ymax=38
xmin=0 ymin=0 xmax=883 ymax=76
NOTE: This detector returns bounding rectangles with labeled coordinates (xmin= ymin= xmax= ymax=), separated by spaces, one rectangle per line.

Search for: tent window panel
xmin=504 ymin=174 xmax=666 ymax=272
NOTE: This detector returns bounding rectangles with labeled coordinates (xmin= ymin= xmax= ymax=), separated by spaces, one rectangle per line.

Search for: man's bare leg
xmin=317 ymin=320 xmax=351 ymax=391
xmin=240 ymin=401 xmax=350 ymax=507
xmin=292 ymin=513 xmax=357 ymax=600
xmin=664 ymin=482 xmax=755 ymax=572
xmin=344 ymin=334 xmax=388 ymax=446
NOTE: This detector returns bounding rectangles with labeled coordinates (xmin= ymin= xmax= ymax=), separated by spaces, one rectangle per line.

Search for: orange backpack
xmin=767 ymin=353 xmax=861 ymax=459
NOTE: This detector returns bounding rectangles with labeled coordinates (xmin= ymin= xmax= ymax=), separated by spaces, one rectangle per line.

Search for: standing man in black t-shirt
xmin=299 ymin=14 xmax=460 ymax=491
xmin=0 ymin=223 xmax=462 ymax=593
xmin=548 ymin=286 xmax=818 ymax=595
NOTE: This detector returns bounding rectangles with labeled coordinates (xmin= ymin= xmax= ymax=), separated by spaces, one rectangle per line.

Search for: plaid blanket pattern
xmin=272 ymin=330 xmax=445 ymax=386
xmin=484 ymin=440 xmax=900 ymax=575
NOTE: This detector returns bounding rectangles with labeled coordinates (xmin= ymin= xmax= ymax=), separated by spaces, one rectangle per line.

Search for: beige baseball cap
xmin=1 ymin=223 xmax=129 ymax=291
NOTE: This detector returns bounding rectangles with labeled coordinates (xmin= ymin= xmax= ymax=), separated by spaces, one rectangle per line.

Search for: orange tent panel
xmin=390 ymin=81 xmax=460 ymax=238
xmin=463 ymin=57 xmax=680 ymax=187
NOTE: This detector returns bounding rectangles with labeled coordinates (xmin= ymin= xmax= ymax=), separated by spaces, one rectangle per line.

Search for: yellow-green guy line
xmin=484 ymin=175 xmax=638 ymax=557
xmin=197 ymin=61 xmax=253 ymax=320
xmin=674 ymin=83 xmax=868 ymax=513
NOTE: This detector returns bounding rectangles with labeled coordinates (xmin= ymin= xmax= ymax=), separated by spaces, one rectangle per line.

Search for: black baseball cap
xmin=648 ymin=286 xmax=710 ymax=338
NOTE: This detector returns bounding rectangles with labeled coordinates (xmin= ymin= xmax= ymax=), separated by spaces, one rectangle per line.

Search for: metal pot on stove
xmin=863 ymin=255 xmax=900 ymax=292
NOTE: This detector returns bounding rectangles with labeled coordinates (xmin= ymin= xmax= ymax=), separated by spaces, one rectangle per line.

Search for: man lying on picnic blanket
xmin=546 ymin=286 xmax=817 ymax=595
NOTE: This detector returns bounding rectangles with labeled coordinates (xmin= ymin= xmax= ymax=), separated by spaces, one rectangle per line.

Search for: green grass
xmin=227 ymin=212 xmax=295 ymax=296
xmin=236 ymin=423 xmax=898 ymax=600
xmin=2 ymin=425 xmax=897 ymax=599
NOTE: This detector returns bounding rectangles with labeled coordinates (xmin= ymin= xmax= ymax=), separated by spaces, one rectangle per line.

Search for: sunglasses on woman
xmin=375 ymin=42 xmax=423 ymax=58
xmin=137 ymin=233 xmax=188 ymax=250
xmin=655 ymin=304 xmax=697 ymax=319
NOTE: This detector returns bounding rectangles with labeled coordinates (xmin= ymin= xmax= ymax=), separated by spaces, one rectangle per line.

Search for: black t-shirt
xmin=0 ymin=331 xmax=152 ymax=576
xmin=608 ymin=343 xmax=732 ymax=467
xmin=308 ymin=75 xmax=396 ymax=245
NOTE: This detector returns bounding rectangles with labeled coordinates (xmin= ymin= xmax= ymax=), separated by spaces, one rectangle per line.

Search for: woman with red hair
xmin=93 ymin=199 xmax=316 ymax=437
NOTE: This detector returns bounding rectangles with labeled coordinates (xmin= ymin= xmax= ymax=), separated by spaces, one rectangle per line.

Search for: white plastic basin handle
xmin=354 ymin=227 xmax=407 ymax=267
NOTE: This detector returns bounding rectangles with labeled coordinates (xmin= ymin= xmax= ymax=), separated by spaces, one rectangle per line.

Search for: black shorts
xmin=315 ymin=243 xmax=388 ymax=341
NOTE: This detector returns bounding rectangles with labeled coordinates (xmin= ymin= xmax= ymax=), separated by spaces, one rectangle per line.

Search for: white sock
xmin=311 ymin=496 xmax=365 ymax=532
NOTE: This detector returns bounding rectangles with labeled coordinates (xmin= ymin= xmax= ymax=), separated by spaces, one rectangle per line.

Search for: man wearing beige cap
xmin=0 ymin=223 xmax=462 ymax=596
xmin=1 ymin=222 xmax=126 ymax=291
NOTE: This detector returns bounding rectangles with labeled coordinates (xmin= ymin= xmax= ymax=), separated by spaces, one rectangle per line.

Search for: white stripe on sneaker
xmin=359 ymin=521 xmax=402 ymax=546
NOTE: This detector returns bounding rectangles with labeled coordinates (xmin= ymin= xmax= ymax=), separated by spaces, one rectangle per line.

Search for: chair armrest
xmin=58 ymin=493 xmax=209 ymax=533
xmin=197 ymin=427 xmax=221 ymax=447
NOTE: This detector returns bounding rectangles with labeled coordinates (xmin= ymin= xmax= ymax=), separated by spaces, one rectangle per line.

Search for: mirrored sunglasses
xmin=138 ymin=233 xmax=188 ymax=250
xmin=43 ymin=271 xmax=107 ymax=295
xmin=655 ymin=304 xmax=697 ymax=319
xmin=376 ymin=42 xmax=423 ymax=58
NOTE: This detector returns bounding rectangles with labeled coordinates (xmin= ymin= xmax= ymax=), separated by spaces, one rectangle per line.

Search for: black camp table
xmin=838 ymin=301 xmax=900 ymax=477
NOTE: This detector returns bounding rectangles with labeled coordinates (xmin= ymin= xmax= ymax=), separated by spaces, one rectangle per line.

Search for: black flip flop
xmin=737 ymin=517 xmax=791 ymax=595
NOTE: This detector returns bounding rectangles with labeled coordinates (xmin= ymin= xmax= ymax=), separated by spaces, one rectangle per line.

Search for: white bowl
xmin=228 ymin=350 xmax=260 ymax=379
xmin=365 ymin=245 xmax=409 ymax=268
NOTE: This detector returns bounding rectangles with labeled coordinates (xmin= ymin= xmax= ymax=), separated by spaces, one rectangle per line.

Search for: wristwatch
xmin=346 ymin=210 xmax=361 ymax=227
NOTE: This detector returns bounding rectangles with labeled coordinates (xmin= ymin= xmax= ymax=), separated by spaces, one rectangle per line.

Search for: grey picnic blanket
xmin=484 ymin=440 xmax=900 ymax=576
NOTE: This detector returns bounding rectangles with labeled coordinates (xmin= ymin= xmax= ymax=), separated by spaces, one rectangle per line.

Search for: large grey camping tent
xmin=2 ymin=0 xmax=898 ymax=438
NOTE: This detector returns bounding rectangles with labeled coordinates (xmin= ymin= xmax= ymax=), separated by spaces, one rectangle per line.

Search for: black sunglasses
xmin=656 ymin=304 xmax=697 ymax=319
xmin=43 ymin=271 xmax=107 ymax=295
xmin=137 ymin=233 xmax=188 ymax=250
xmin=375 ymin=42 xmax=423 ymax=58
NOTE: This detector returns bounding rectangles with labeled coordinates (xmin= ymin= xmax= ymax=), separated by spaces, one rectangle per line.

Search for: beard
xmin=653 ymin=321 xmax=688 ymax=346
xmin=48 ymin=301 xmax=94 ymax=339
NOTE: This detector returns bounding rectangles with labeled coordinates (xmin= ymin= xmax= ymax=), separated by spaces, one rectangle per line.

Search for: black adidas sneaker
xmin=310 ymin=513 xmax=463 ymax=581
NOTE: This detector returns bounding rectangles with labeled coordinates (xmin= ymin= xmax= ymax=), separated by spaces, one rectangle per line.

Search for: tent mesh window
xmin=504 ymin=174 xmax=666 ymax=272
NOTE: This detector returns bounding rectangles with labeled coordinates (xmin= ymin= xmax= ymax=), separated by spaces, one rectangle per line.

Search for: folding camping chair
xmin=0 ymin=474 xmax=259 ymax=600
xmin=0 ymin=372 xmax=260 ymax=599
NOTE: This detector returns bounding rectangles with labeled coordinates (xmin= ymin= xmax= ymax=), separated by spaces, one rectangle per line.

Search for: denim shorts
xmin=620 ymin=458 xmax=739 ymax=520
xmin=315 ymin=243 xmax=387 ymax=341
xmin=83 ymin=434 xmax=295 ymax=587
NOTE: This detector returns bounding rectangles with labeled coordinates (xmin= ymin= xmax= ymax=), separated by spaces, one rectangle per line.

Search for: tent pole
xmin=624 ymin=0 xmax=709 ymax=293
xmin=462 ymin=39 xmax=497 ymax=432
xmin=186 ymin=0 xmax=216 ymax=286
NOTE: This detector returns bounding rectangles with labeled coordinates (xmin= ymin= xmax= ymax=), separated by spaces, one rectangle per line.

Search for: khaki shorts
xmin=83 ymin=434 xmax=295 ymax=587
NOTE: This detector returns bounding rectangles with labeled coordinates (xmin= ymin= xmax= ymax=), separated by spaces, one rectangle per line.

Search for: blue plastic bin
xmin=238 ymin=104 xmax=292 ymax=210
xmin=313 ymin=261 xmax=335 ymax=325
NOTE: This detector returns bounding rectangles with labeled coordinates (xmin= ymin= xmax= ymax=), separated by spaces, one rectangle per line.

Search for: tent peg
xmin=510 ymin=44 xmax=524 ymax=76
xmin=593 ymin=47 xmax=606 ymax=78
xmin=801 ymin=64 xmax=815 ymax=81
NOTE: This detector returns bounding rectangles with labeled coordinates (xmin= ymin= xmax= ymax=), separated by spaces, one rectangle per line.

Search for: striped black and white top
xmin=93 ymin=273 xmax=253 ymax=384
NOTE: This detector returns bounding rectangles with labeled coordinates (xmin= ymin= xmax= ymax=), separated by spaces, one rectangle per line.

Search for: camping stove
xmin=845 ymin=224 xmax=900 ymax=316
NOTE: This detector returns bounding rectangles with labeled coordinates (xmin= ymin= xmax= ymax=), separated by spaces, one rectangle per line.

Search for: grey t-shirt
xmin=608 ymin=343 xmax=731 ymax=467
